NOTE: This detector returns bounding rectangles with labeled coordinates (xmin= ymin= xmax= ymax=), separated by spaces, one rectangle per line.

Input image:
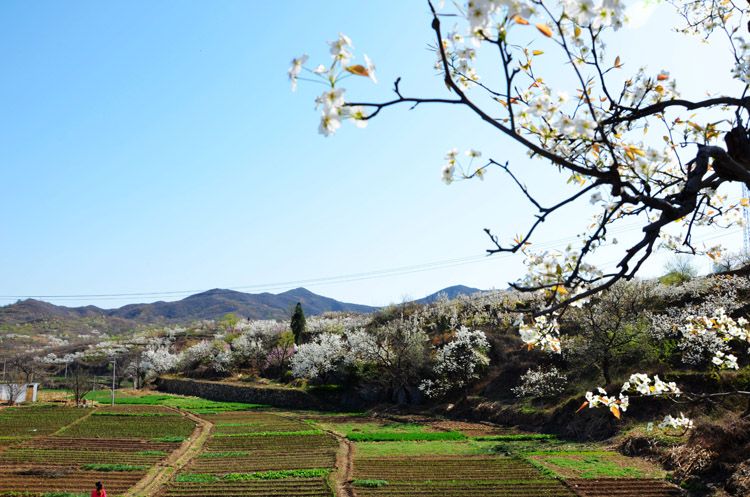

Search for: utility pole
xmin=111 ymin=359 xmax=116 ymax=407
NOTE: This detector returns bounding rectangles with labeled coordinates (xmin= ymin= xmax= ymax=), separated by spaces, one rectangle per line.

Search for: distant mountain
xmin=415 ymin=285 xmax=485 ymax=304
xmin=0 ymin=287 xmax=377 ymax=327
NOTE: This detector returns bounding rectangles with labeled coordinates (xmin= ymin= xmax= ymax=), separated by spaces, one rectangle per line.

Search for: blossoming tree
xmin=291 ymin=0 xmax=750 ymax=427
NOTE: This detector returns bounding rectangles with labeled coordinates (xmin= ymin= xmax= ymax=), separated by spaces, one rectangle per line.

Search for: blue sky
xmin=1 ymin=1 xmax=745 ymax=309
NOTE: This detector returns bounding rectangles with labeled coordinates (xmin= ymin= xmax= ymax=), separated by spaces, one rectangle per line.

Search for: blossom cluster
xmin=657 ymin=413 xmax=694 ymax=431
xmin=512 ymin=366 xmax=567 ymax=398
xmin=622 ymin=373 xmax=681 ymax=397
xmin=419 ymin=327 xmax=490 ymax=397
xmin=435 ymin=25 xmax=480 ymax=89
xmin=289 ymin=33 xmax=376 ymax=137
xmin=441 ymin=148 xmax=485 ymax=184
xmin=732 ymin=37 xmax=750 ymax=84
xmin=584 ymin=387 xmax=629 ymax=413
xmin=516 ymin=314 xmax=561 ymax=353
xmin=683 ymin=307 xmax=750 ymax=370
xmin=586 ymin=373 xmax=693 ymax=428
xmin=519 ymin=246 xmax=601 ymax=296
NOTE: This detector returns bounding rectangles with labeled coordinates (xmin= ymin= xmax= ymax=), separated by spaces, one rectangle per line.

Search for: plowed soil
xmin=18 ymin=436 xmax=180 ymax=452
xmin=564 ymin=478 xmax=683 ymax=497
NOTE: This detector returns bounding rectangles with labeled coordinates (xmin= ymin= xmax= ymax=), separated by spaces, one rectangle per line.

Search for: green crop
xmin=347 ymin=431 xmax=467 ymax=442
xmin=175 ymin=469 xmax=331 ymax=482
xmin=353 ymin=479 xmax=388 ymax=487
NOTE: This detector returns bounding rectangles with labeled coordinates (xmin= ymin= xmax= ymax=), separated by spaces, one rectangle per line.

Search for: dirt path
xmin=123 ymin=407 xmax=212 ymax=497
xmin=328 ymin=428 xmax=355 ymax=497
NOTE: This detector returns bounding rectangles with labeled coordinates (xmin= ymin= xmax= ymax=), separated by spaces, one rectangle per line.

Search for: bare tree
xmin=67 ymin=365 xmax=94 ymax=406
xmin=8 ymin=353 xmax=38 ymax=383
xmin=564 ymin=280 xmax=655 ymax=384
xmin=1 ymin=379 xmax=25 ymax=406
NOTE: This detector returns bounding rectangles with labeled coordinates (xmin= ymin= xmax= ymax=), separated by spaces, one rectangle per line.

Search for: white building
xmin=0 ymin=383 xmax=38 ymax=403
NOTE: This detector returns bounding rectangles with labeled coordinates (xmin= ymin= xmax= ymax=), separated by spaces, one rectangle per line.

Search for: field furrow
xmin=352 ymin=481 xmax=576 ymax=497
xmin=189 ymin=452 xmax=336 ymax=472
xmin=564 ymin=478 xmax=683 ymax=497
xmin=353 ymin=456 xmax=542 ymax=481
xmin=165 ymin=477 xmax=333 ymax=497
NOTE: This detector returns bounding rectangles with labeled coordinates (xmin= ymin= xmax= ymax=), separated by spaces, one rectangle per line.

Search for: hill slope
xmin=415 ymin=285 xmax=485 ymax=304
xmin=0 ymin=287 xmax=377 ymax=327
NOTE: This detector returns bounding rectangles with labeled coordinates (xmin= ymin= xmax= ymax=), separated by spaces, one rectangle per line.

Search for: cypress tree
xmin=290 ymin=302 xmax=306 ymax=344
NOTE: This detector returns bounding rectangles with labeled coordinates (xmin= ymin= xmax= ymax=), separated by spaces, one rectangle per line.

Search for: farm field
xmin=0 ymin=392 xmax=682 ymax=497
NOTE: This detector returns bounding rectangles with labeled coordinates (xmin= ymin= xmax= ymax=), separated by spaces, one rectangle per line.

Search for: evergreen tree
xmin=290 ymin=302 xmax=306 ymax=344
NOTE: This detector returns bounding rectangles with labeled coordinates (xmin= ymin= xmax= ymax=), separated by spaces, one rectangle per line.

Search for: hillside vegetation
xmin=4 ymin=273 xmax=750 ymax=494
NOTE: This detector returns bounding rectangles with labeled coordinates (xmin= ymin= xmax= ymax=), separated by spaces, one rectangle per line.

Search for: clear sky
xmin=0 ymin=1 xmax=745 ymax=309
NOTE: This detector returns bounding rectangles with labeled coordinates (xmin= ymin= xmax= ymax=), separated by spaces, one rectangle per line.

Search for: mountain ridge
xmin=0 ymin=285 xmax=488 ymax=329
xmin=0 ymin=287 xmax=377 ymax=326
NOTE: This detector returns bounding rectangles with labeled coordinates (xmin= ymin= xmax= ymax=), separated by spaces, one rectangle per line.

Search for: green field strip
xmin=471 ymin=434 xmax=558 ymax=441
xmin=83 ymin=393 xmax=266 ymax=412
xmin=214 ymin=429 xmax=322 ymax=437
xmin=0 ymin=406 xmax=88 ymax=437
xmin=56 ymin=413 xmax=194 ymax=439
xmin=176 ymin=468 xmax=331 ymax=482
xmin=348 ymin=431 xmax=467 ymax=442
xmin=164 ymin=477 xmax=333 ymax=497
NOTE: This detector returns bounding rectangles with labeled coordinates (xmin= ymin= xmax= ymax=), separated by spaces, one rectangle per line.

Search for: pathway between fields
xmin=123 ymin=407 xmax=212 ymax=497
xmin=322 ymin=427 xmax=355 ymax=497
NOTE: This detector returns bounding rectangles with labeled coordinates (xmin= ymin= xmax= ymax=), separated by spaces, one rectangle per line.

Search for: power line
xmin=2 ymin=206 xmax=744 ymax=303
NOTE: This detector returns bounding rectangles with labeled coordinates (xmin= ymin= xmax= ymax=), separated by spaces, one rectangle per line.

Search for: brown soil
xmin=122 ymin=406 xmax=213 ymax=497
xmin=19 ymin=437 xmax=181 ymax=452
xmin=326 ymin=427 xmax=355 ymax=497
xmin=564 ymin=478 xmax=684 ymax=497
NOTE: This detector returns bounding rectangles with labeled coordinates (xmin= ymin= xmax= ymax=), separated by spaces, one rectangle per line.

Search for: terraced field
xmin=0 ymin=403 xmax=193 ymax=497
xmin=167 ymin=409 xmax=339 ymax=497
xmin=0 ymin=392 xmax=684 ymax=497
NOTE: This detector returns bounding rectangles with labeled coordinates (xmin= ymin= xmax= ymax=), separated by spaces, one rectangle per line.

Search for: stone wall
xmin=155 ymin=377 xmax=326 ymax=410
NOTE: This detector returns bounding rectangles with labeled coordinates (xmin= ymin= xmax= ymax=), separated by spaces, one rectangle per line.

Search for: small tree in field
xmin=67 ymin=365 xmax=93 ymax=406
xmin=291 ymin=302 xmax=307 ymax=344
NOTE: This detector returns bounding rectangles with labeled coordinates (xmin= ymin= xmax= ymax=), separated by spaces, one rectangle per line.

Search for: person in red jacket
xmin=91 ymin=481 xmax=105 ymax=497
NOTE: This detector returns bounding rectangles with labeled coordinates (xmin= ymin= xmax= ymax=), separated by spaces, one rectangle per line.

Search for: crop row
xmin=56 ymin=412 xmax=195 ymax=439
xmin=0 ymin=469 xmax=145 ymax=494
xmin=348 ymin=431 xmax=466 ymax=442
xmin=97 ymin=394 xmax=264 ymax=412
xmin=188 ymin=451 xmax=336 ymax=473
xmin=0 ymin=406 xmax=87 ymax=437
xmin=352 ymin=480 xmax=576 ymax=497
xmin=206 ymin=433 xmax=338 ymax=452
xmin=201 ymin=412 xmax=310 ymax=434
xmin=95 ymin=404 xmax=176 ymax=415
xmin=19 ymin=436 xmax=181 ymax=452
xmin=353 ymin=456 xmax=543 ymax=481
xmin=0 ymin=449 xmax=165 ymax=466
xmin=165 ymin=477 xmax=333 ymax=497
xmin=565 ymin=478 xmax=682 ymax=497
